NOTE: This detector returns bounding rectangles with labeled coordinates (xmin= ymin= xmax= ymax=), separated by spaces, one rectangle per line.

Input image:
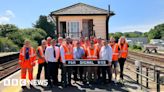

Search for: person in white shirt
xmin=45 ymin=39 xmax=60 ymax=87
xmin=60 ymin=37 xmax=73 ymax=87
xmin=73 ymin=40 xmax=85 ymax=81
xmin=99 ymin=40 xmax=113 ymax=84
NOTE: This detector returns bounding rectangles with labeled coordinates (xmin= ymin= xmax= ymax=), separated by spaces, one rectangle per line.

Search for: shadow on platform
xmin=20 ymin=82 xmax=129 ymax=92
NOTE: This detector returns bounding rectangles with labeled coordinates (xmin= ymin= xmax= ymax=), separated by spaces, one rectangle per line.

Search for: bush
xmin=0 ymin=38 xmax=19 ymax=52
xmin=130 ymin=44 xmax=142 ymax=50
xmin=0 ymin=24 xmax=47 ymax=52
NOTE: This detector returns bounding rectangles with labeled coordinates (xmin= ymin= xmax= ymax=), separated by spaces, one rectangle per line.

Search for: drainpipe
xmin=106 ymin=16 xmax=109 ymax=40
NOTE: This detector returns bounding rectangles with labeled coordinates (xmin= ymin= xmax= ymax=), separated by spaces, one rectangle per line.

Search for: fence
xmin=127 ymin=58 xmax=164 ymax=92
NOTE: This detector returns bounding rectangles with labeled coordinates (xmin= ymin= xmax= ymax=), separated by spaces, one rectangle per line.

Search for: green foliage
xmin=109 ymin=32 xmax=123 ymax=42
xmin=0 ymin=24 xmax=18 ymax=37
xmin=21 ymin=28 xmax=47 ymax=45
xmin=33 ymin=15 xmax=56 ymax=38
xmin=109 ymin=23 xmax=164 ymax=41
xmin=109 ymin=31 xmax=143 ymax=42
xmin=7 ymin=30 xmax=25 ymax=47
xmin=147 ymin=24 xmax=164 ymax=40
xmin=129 ymin=44 xmax=142 ymax=50
xmin=0 ymin=38 xmax=18 ymax=52
xmin=125 ymin=31 xmax=142 ymax=38
xmin=0 ymin=24 xmax=47 ymax=52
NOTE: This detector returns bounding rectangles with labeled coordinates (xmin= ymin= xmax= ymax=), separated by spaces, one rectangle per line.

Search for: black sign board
xmin=65 ymin=60 xmax=108 ymax=66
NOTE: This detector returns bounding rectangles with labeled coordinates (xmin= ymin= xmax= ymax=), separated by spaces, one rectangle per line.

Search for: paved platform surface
xmin=0 ymin=64 xmax=142 ymax=92
xmin=0 ymin=52 xmax=18 ymax=57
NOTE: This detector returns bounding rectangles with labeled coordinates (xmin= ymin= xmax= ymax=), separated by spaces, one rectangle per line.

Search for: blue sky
xmin=0 ymin=0 xmax=164 ymax=33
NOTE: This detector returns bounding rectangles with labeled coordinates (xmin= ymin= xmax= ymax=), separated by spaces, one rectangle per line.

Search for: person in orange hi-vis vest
xmin=19 ymin=40 xmax=36 ymax=89
xmin=80 ymin=36 xmax=85 ymax=46
xmin=118 ymin=36 xmax=128 ymax=82
xmin=94 ymin=37 xmax=102 ymax=55
xmin=81 ymin=37 xmax=90 ymax=59
xmin=60 ymin=36 xmax=73 ymax=87
xmin=86 ymin=41 xmax=99 ymax=83
xmin=36 ymin=39 xmax=47 ymax=81
xmin=93 ymin=37 xmax=97 ymax=44
xmin=46 ymin=37 xmax=52 ymax=47
xmin=109 ymin=37 xmax=120 ymax=83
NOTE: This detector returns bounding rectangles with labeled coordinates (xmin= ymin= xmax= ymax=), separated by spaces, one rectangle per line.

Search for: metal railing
xmin=65 ymin=32 xmax=81 ymax=38
xmin=126 ymin=58 xmax=164 ymax=92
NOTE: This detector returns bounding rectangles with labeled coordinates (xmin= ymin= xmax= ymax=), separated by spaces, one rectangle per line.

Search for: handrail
xmin=126 ymin=57 xmax=163 ymax=92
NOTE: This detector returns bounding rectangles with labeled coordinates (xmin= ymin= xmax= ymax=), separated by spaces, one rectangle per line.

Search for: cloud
xmin=0 ymin=10 xmax=15 ymax=24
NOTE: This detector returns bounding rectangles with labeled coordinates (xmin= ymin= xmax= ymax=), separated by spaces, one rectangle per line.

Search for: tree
xmin=33 ymin=15 xmax=56 ymax=38
xmin=7 ymin=30 xmax=25 ymax=47
xmin=7 ymin=28 xmax=47 ymax=48
xmin=147 ymin=23 xmax=164 ymax=40
xmin=0 ymin=24 xmax=18 ymax=37
xmin=113 ymin=32 xmax=123 ymax=42
xmin=142 ymin=32 xmax=148 ymax=37
xmin=0 ymin=38 xmax=18 ymax=52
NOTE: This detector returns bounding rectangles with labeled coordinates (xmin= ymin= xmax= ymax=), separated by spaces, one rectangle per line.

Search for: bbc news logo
xmin=3 ymin=79 xmax=48 ymax=86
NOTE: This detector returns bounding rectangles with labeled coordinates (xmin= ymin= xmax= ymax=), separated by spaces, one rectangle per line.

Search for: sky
xmin=0 ymin=0 xmax=164 ymax=33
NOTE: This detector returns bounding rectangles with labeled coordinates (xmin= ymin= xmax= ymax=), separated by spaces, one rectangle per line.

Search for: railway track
xmin=128 ymin=51 xmax=164 ymax=66
xmin=0 ymin=53 xmax=20 ymax=80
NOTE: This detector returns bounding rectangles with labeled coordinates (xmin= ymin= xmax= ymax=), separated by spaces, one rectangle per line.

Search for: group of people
xmin=18 ymin=36 xmax=128 ymax=89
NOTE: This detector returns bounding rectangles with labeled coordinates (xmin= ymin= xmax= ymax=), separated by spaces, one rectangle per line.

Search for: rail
xmin=126 ymin=57 xmax=164 ymax=92
xmin=0 ymin=52 xmax=20 ymax=80
xmin=0 ymin=52 xmax=19 ymax=64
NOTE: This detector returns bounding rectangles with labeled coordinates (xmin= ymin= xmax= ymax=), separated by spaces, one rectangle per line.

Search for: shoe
xmin=30 ymin=84 xmax=34 ymax=88
xmin=21 ymin=86 xmax=26 ymax=89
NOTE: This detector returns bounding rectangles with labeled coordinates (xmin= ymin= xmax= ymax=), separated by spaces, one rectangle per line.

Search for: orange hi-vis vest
xmin=19 ymin=47 xmax=36 ymax=68
xmin=119 ymin=43 xmax=128 ymax=58
xmin=37 ymin=46 xmax=45 ymax=64
xmin=82 ymin=44 xmax=88 ymax=51
xmin=62 ymin=44 xmax=73 ymax=60
xmin=86 ymin=47 xmax=98 ymax=59
xmin=111 ymin=43 xmax=119 ymax=61
xmin=95 ymin=43 xmax=102 ymax=53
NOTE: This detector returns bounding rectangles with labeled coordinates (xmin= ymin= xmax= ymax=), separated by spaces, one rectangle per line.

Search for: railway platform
xmin=0 ymin=52 xmax=19 ymax=57
xmin=0 ymin=63 xmax=142 ymax=92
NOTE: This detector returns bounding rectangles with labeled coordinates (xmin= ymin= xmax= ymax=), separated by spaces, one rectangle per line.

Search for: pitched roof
xmin=51 ymin=3 xmax=114 ymax=15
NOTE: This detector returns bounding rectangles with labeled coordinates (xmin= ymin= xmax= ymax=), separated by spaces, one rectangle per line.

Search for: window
xmin=67 ymin=22 xmax=80 ymax=38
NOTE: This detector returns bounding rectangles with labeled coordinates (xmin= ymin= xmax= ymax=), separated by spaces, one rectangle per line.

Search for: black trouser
xmin=102 ymin=66 xmax=112 ymax=83
xmin=118 ymin=58 xmax=126 ymax=79
xmin=73 ymin=66 xmax=83 ymax=81
xmin=62 ymin=66 xmax=72 ymax=86
xmin=36 ymin=62 xmax=47 ymax=80
xmin=47 ymin=62 xmax=58 ymax=86
xmin=97 ymin=66 xmax=103 ymax=81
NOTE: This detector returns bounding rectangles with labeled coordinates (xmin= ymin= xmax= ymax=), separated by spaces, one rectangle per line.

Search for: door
xmin=60 ymin=22 xmax=66 ymax=38
xmin=82 ymin=19 xmax=93 ymax=38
